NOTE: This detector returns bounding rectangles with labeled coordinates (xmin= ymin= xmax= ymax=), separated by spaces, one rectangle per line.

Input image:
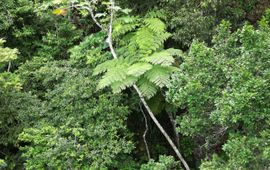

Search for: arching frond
xmin=144 ymin=18 xmax=166 ymax=33
xmin=142 ymin=50 xmax=175 ymax=66
xmin=144 ymin=65 xmax=178 ymax=88
xmin=96 ymin=64 xmax=129 ymax=90
xmin=134 ymin=28 xmax=159 ymax=55
xmin=127 ymin=62 xmax=153 ymax=77
xmin=113 ymin=16 xmax=139 ymax=39
xmin=137 ymin=78 xmax=158 ymax=99
xmin=93 ymin=59 xmax=118 ymax=76
xmin=111 ymin=75 xmax=137 ymax=93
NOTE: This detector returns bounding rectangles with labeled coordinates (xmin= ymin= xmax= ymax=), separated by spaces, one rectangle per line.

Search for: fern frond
xmin=144 ymin=18 xmax=166 ymax=33
xmin=93 ymin=59 xmax=118 ymax=76
xmin=144 ymin=65 xmax=178 ymax=88
xmin=97 ymin=64 xmax=129 ymax=90
xmin=113 ymin=16 xmax=139 ymax=39
xmin=111 ymin=76 xmax=137 ymax=93
xmin=145 ymin=10 xmax=167 ymax=20
xmin=134 ymin=28 xmax=160 ymax=55
xmin=127 ymin=62 xmax=153 ymax=77
xmin=142 ymin=50 xmax=174 ymax=66
xmin=154 ymin=32 xmax=171 ymax=47
xmin=137 ymin=78 xmax=158 ymax=99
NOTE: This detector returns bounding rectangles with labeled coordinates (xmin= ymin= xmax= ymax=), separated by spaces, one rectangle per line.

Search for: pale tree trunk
xmin=133 ymin=86 xmax=190 ymax=170
xmin=140 ymin=104 xmax=151 ymax=160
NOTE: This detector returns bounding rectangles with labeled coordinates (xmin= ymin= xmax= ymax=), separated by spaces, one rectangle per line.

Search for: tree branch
xmin=167 ymin=111 xmax=180 ymax=149
xmin=106 ymin=0 xmax=190 ymax=169
xmin=140 ymin=103 xmax=151 ymax=160
xmin=133 ymin=86 xmax=190 ymax=170
xmin=73 ymin=3 xmax=103 ymax=29
xmin=106 ymin=0 xmax=117 ymax=59
xmin=7 ymin=62 xmax=11 ymax=72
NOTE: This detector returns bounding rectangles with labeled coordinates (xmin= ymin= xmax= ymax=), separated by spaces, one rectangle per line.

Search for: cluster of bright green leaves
xmin=0 ymin=39 xmax=20 ymax=90
xmin=94 ymin=14 xmax=182 ymax=98
xmin=0 ymin=0 xmax=85 ymax=64
xmin=167 ymin=12 xmax=270 ymax=169
xmin=0 ymin=39 xmax=18 ymax=63
xmin=0 ymin=37 xmax=43 ymax=168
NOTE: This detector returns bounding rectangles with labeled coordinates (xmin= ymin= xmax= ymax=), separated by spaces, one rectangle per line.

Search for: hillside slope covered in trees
xmin=0 ymin=0 xmax=270 ymax=169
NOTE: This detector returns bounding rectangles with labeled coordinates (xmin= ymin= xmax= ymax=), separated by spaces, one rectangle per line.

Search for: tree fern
xmin=134 ymin=28 xmax=158 ymax=55
xmin=113 ymin=16 xmax=139 ymax=39
xmin=93 ymin=59 xmax=118 ymax=76
xmin=94 ymin=13 xmax=181 ymax=98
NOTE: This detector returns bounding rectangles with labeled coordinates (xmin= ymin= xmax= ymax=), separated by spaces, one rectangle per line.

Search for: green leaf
xmin=144 ymin=18 xmax=166 ymax=33
xmin=111 ymin=76 xmax=137 ymax=93
xmin=93 ymin=59 xmax=117 ymax=76
xmin=137 ymin=78 xmax=158 ymax=99
xmin=97 ymin=64 xmax=129 ymax=90
xmin=145 ymin=65 xmax=178 ymax=88
xmin=142 ymin=50 xmax=175 ymax=66
xmin=127 ymin=62 xmax=153 ymax=77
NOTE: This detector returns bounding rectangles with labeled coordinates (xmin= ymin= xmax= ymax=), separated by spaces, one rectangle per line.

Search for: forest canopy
xmin=0 ymin=0 xmax=270 ymax=169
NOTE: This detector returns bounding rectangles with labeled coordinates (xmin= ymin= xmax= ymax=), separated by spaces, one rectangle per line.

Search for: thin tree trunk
xmin=140 ymin=104 xmax=151 ymax=160
xmin=7 ymin=62 xmax=11 ymax=72
xmin=133 ymin=86 xmax=190 ymax=170
xmin=167 ymin=112 xmax=180 ymax=149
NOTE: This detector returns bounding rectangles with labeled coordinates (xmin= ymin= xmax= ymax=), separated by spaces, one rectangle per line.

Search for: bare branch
xmin=106 ymin=0 xmax=117 ymax=59
xmin=73 ymin=3 xmax=103 ymax=29
xmin=140 ymin=103 xmax=151 ymax=160
xmin=167 ymin=111 xmax=180 ymax=149
xmin=133 ymin=85 xmax=190 ymax=170
xmin=7 ymin=62 xmax=11 ymax=72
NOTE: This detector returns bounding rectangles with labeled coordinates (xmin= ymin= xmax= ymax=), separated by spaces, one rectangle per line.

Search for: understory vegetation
xmin=0 ymin=0 xmax=270 ymax=169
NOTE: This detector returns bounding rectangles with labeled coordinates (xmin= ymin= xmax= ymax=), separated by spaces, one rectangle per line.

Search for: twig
xmin=140 ymin=103 xmax=151 ymax=160
xmin=106 ymin=0 xmax=117 ymax=59
xmin=73 ymin=3 xmax=103 ymax=30
xmin=7 ymin=62 xmax=11 ymax=72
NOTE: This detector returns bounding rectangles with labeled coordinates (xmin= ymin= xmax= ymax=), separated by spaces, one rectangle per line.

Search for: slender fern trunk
xmin=140 ymin=104 xmax=151 ymax=160
xmin=133 ymin=85 xmax=190 ymax=170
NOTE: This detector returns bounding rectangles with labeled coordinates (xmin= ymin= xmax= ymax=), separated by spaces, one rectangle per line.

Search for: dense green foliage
xmin=0 ymin=0 xmax=270 ymax=169
xmin=18 ymin=61 xmax=134 ymax=169
xmin=167 ymin=13 xmax=270 ymax=169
